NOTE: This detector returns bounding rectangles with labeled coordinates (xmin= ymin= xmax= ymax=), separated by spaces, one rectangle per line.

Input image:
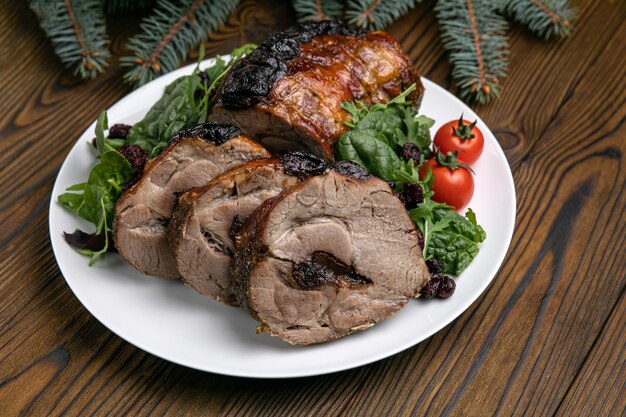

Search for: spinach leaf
xmin=125 ymin=74 xmax=205 ymax=156
xmin=425 ymin=208 xmax=486 ymax=275
xmin=336 ymin=83 xmax=486 ymax=277
xmin=335 ymin=83 xmax=434 ymax=181
xmin=336 ymin=130 xmax=402 ymax=181
xmin=125 ymin=44 xmax=256 ymax=157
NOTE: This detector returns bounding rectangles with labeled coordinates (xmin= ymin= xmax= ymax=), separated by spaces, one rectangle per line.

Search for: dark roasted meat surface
xmin=210 ymin=20 xmax=423 ymax=159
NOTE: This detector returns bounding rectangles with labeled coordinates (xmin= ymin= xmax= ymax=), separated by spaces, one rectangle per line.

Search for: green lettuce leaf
xmin=427 ymin=208 xmax=487 ymax=275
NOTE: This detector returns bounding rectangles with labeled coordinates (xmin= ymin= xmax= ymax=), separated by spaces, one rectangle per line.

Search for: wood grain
xmin=1 ymin=0 xmax=625 ymax=416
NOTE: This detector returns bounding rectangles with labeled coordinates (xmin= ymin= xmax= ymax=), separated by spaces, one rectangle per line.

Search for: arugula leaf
xmin=409 ymin=114 xmax=435 ymax=150
xmin=58 ymin=150 xmax=132 ymax=264
xmin=94 ymin=112 xmax=108 ymax=155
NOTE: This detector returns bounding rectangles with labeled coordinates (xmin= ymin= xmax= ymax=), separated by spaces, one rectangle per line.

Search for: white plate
xmin=49 ymin=58 xmax=516 ymax=378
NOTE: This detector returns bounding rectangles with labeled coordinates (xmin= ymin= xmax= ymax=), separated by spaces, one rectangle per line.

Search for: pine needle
xmin=293 ymin=0 xmax=344 ymax=21
xmin=436 ymin=0 xmax=509 ymax=104
xmin=105 ymin=0 xmax=155 ymax=15
xmin=121 ymin=0 xmax=240 ymax=88
xmin=502 ymin=0 xmax=576 ymax=39
xmin=346 ymin=0 xmax=420 ymax=30
xmin=29 ymin=0 xmax=110 ymax=79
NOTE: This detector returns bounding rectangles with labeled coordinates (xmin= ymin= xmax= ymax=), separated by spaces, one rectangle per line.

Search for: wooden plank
xmin=554 ymin=291 xmax=626 ymax=416
xmin=405 ymin=18 xmax=626 ymax=417
xmin=1 ymin=0 xmax=624 ymax=416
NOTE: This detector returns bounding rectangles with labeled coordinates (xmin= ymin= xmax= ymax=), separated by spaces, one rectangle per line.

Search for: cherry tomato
xmin=420 ymin=158 xmax=474 ymax=211
xmin=434 ymin=116 xmax=484 ymax=165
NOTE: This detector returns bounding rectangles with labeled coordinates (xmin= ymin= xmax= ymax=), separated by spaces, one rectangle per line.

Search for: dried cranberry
xmin=118 ymin=145 xmax=148 ymax=190
xmin=437 ymin=276 xmax=456 ymax=298
xmin=108 ymin=124 xmax=132 ymax=139
xmin=421 ymin=275 xmax=441 ymax=299
xmin=426 ymin=258 xmax=443 ymax=275
xmin=402 ymin=182 xmax=424 ymax=208
xmin=401 ymin=143 xmax=421 ymax=163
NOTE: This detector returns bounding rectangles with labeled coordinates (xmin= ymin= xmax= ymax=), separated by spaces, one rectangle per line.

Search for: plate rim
xmin=49 ymin=58 xmax=516 ymax=378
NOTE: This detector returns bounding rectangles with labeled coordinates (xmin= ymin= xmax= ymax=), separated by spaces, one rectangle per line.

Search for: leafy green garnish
xmin=59 ymin=45 xmax=257 ymax=264
xmin=126 ymin=44 xmax=256 ymax=157
xmin=339 ymin=84 xmax=434 ymax=156
xmin=58 ymin=149 xmax=132 ymax=265
xmin=336 ymin=83 xmax=434 ymax=183
xmin=418 ymin=208 xmax=487 ymax=276
xmin=336 ymin=130 xmax=403 ymax=180
xmin=335 ymin=84 xmax=486 ymax=276
xmin=125 ymin=73 xmax=207 ymax=155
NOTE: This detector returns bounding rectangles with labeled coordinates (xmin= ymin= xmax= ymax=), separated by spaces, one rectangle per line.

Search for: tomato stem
xmin=434 ymin=147 xmax=475 ymax=174
xmin=452 ymin=113 xmax=477 ymax=141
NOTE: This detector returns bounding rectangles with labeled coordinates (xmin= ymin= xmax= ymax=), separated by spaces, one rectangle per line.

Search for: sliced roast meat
xmin=232 ymin=161 xmax=430 ymax=345
xmin=113 ymin=122 xmax=270 ymax=279
xmin=168 ymin=152 xmax=327 ymax=304
xmin=210 ymin=20 xmax=423 ymax=159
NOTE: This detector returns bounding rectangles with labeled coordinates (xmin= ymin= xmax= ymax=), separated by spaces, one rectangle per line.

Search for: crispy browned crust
xmin=231 ymin=195 xmax=277 ymax=318
xmin=214 ymin=22 xmax=424 ymax=160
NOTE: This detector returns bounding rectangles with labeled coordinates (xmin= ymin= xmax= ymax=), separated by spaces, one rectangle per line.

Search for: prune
xmin=426 ymin=258 xmax=443 ymax=275
xmin=421 ymin=273 xmax=456 ymax=299
xmin=281 ymin=151 xmax=327 ymax=179
xmin=108 ymin=123 xmax=132 ymax=139
xmin=401 ymin=143 xmax=421 ymax=163
xmin=421 ymin=275 xmax=441 ymax=299
xmin=118 ymin=145 xmax=148 ymax=190
xmin=437 ymin=276 xmax=456 ymax=298
xmin=402 ymin=182 xmax=424 ymax=208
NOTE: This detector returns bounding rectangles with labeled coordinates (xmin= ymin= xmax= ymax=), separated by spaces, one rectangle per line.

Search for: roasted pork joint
xmin=232 ymin=161 xmax=430 ymax=345
xmin=113 ymin=122 xmax=270 ymax=279
xmin=168 ymin=152 xmax=327 ymax=304
xmin=210 ymin=20 xmax=423 ymax=159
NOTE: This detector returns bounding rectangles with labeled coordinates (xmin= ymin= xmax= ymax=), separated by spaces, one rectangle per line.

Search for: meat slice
xmin=168 ymin=152 xmax=327 ymax=304
xmin=210 ymin=20 xmax=423 ymax=159
xmin=232 ymin=161 xmax=430 ymax=345
xmin=113 ymin=122 xmax=270 ymax=279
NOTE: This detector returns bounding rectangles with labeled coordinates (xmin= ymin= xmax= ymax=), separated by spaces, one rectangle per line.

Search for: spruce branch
xmin=121 ymin=0 xmax=240 ymax=88
xmin=502 ymin=0 xmax=576 ymax=39
xmin=293 ymin=0 xmax=344 ymax=22
xmin=105 ymin=0 xmax=155 ymax=15
xmin=435 ymin=0 xmax=509 ymax=104
xmin=29 ymin=0 xmax=110 ymax=79
xmin=346 ymin=0 xmax=420 ymax=30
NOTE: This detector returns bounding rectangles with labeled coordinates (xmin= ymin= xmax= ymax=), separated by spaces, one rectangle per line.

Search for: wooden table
xmin=1 ymin=1 xmax=624 ymax=415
